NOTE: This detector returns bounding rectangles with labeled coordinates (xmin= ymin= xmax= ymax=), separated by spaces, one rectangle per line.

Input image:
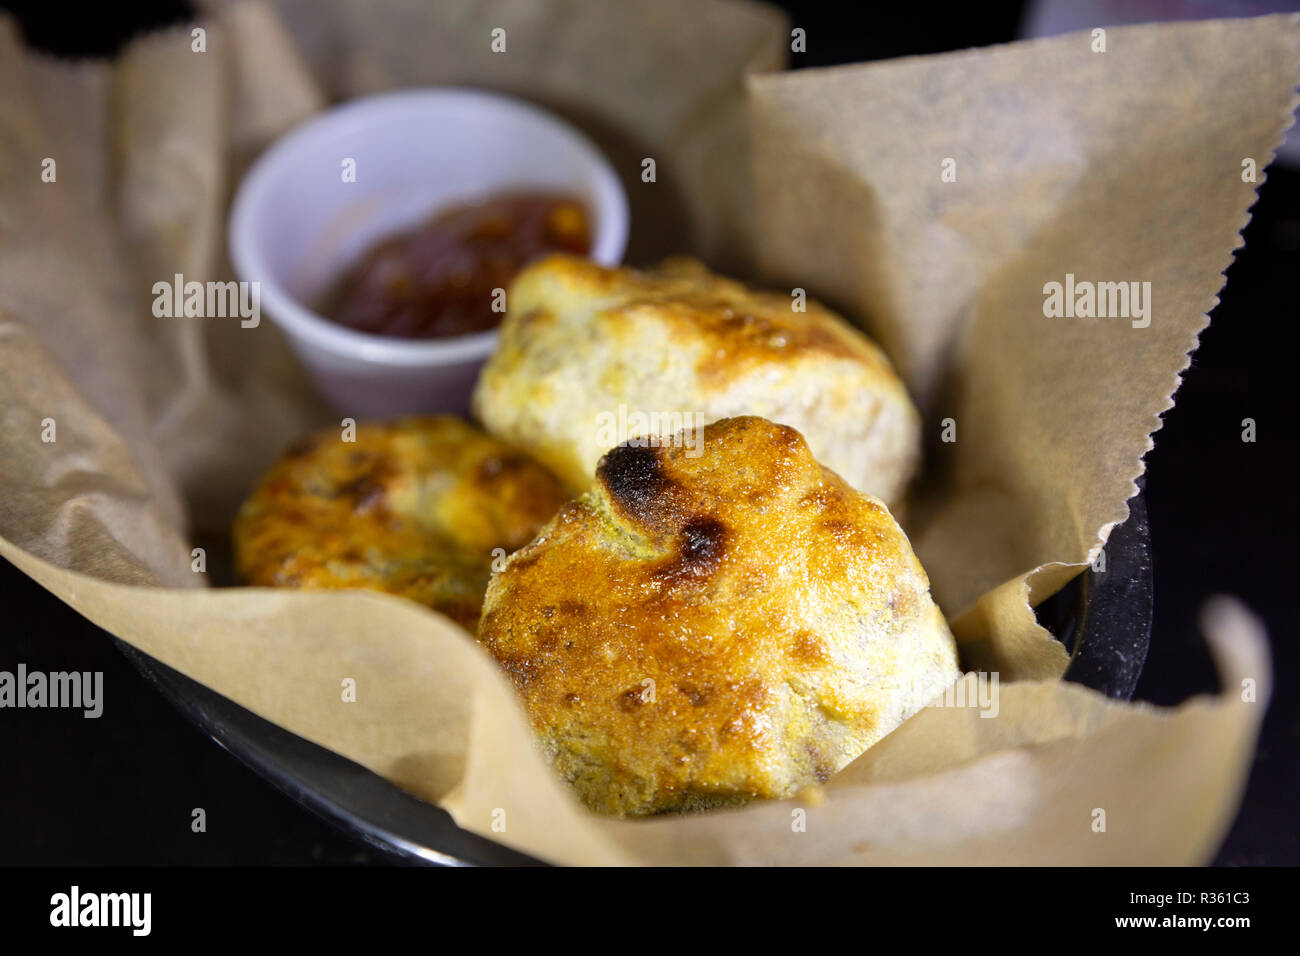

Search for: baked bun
xmin=472 ymin=254 xmax=920 ymax=507
xmin=477 ymin=416 xmax=960 ymax=816
xmin=233 ymin=416 xmax=567 ymax=631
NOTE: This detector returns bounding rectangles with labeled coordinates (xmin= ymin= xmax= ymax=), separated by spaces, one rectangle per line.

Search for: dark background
xmin=0 ymin=0 xmax=1295 ymax=865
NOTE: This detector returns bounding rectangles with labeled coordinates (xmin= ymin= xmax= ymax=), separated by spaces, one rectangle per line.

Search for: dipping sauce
xmin=319 ymin=193 xmax=591 ymax=339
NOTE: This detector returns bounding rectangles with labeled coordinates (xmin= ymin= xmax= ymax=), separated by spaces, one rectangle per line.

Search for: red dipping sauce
xmin=319 ymin=193 xmax=591 ymax=339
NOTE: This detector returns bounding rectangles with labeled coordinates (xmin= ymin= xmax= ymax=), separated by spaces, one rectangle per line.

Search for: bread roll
xmin=478 ymin=416 xmax=960 ymax=815
xmin=472 ymin=255 xmax=920 ymax=507
xmin=233 ymin=416 xmax=567 ymax=630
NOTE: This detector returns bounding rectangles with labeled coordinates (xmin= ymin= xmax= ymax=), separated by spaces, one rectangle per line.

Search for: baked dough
xmin=472 ymin=255 xmax=920 ymax=507
xmin=233 ymin=416 xmax=567 ymax=630
xmin=477 ymin=416 xmax=960 ymax=815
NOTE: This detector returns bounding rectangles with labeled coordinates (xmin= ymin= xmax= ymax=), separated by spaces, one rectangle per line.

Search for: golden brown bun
xmin=478 ymin=416 xmax=960 ymax=816
xmin=233 ymin=416 xmax=567 ymax=631
xmin=472 ymin=255 xmax=921 ymax=507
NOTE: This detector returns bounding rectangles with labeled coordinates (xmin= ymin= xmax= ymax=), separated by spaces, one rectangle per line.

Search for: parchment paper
xmin=1 ymin=1 xmax=1294 ymax=865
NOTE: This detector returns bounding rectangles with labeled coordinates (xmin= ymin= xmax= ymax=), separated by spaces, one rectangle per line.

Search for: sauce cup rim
xmin=228 ymin=86 xmax=629 ymax=368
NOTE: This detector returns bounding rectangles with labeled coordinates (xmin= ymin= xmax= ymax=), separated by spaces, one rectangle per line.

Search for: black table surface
xmin=0 ymin=0 xmax=1296 ymax=866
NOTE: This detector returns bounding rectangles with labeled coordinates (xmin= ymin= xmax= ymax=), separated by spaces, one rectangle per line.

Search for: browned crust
xmin=516 ymin=254 xmax=896 ymax=387
xmin=232 ymin=416 xmax=568 ymax=630
xmin=477 ymin=416 xmax=954 ymax=815
xmin=472 ymin=254 xmax=918 ymax=499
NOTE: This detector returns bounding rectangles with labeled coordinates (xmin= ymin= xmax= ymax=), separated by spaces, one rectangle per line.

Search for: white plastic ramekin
xmin=228 ymin=88 xmax=628 ymax=416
